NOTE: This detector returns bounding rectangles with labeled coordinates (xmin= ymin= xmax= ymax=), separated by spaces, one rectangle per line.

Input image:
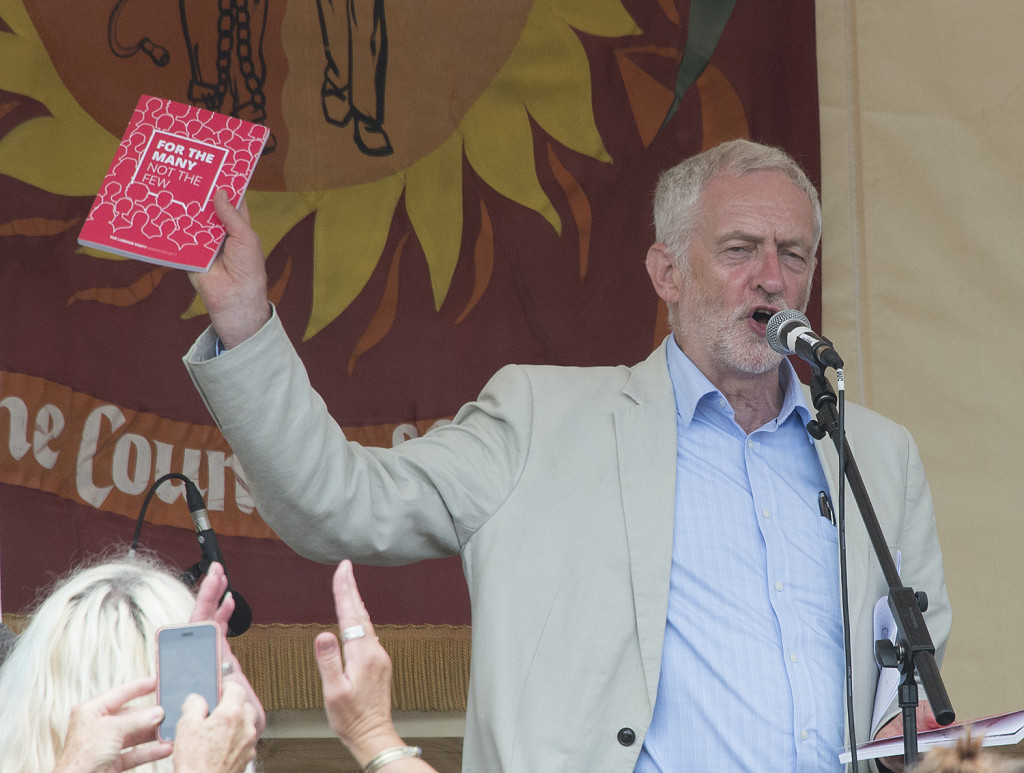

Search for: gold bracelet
xmin=364 ymin=746 xmax=423 ymax=773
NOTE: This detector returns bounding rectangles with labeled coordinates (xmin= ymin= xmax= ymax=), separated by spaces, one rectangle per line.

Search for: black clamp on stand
xmin=806 ymin=366 xmax=954 ymax=767
xmin=180 ymin=557 xmax=213 ymax=590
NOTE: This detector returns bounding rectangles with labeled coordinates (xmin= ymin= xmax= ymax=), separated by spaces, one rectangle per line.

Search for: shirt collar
xmin=665 ymin=335 xmax=814 ymax=436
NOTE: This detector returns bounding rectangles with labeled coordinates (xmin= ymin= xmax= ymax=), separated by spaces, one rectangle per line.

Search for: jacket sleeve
xmin=183 ymin=310 xmax=532 ymax=565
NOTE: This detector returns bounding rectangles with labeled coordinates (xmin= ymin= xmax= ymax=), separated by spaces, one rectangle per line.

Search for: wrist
xmin=345 ymin=727 xmax=408 ymax=770
xmin=364 ymin=746 xmax=423 ymax=773
xmin=212 ymin=300 xmax=271 ymax=350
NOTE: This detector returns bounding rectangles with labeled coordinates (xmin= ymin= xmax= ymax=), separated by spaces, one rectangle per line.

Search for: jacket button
xmin=617 ymin=727 xmax=636 ymax=746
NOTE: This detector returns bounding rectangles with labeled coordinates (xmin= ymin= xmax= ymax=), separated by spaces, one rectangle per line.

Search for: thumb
xmin=180 ymin=692 xmax=211 ymax=721
xmin=213 ymin=189 xmax=243 ymax=230
xmin=315 ymin=631 xmax=345 ymax=684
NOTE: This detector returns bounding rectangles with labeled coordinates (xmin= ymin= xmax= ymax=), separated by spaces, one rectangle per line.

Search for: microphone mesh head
xmin=765 ymin=308 xmax=810 ymax=355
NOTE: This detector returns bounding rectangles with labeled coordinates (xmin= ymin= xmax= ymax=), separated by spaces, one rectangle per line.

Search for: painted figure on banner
xmin=108 ymin=0 xmax=276 ymax=152
xmin=316 ymin=0 xmax=393 ymax=156
xmin=105 ymin=0 xmax=393 ymax=157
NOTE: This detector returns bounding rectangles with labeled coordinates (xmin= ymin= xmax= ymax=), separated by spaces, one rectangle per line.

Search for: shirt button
xmin=790 ymin=653 xmax=799 ymax=663
xmin=801 ymin=730 xmax=809 ymax=741
xmin=762 ymin=509 xmax=770 ymax=519
xmin=746 ymin=438 xmax=754 ymax=450
xmin=775 ymin=581 xmax=783 ymax=592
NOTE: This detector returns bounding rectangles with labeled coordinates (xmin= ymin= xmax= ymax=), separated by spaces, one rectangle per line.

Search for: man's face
xmin=671 ymin=170 xmax=817 ymax=384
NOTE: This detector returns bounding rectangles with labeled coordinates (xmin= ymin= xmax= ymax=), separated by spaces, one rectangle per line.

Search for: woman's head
xmin=0 ymin=551 xmax=196 ymax=773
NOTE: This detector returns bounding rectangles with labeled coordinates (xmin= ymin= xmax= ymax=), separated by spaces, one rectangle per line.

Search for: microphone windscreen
xmin=765 ymin=308 xmax=810 ymax=356
xmin=227 ymin=590 xmax=253 ymax=637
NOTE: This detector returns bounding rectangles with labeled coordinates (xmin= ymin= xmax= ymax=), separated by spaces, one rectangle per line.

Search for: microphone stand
xmin=805 ymin=365 xmax=954 ymax=767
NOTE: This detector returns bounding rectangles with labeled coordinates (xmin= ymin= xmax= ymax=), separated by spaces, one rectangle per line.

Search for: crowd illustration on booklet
xmin=78 ymin=94 xmax=269 ymax=272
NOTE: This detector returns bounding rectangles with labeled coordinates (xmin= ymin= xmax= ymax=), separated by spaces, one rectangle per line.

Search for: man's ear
xmin=646 ymin=243 xmax=682 ymax=305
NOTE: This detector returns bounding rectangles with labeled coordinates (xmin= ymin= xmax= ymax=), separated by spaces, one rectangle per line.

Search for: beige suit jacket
xmin=185 ymin=312 xmax=950 ymax=772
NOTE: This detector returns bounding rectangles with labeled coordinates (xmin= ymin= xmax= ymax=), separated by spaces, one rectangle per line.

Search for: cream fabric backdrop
xmin=816 ymin=1 xmax=1023 ymax=723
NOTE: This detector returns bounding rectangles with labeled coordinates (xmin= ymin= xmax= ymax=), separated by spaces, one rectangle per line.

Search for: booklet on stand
xmin=78 ymin=94 xmax=270 ymax=271
xmin=839 ymin=709 xmax=1024 ymax=764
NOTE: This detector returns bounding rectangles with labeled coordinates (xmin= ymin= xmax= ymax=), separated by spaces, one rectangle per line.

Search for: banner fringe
xmin=3 ymin=615 xmax=470 ymax=713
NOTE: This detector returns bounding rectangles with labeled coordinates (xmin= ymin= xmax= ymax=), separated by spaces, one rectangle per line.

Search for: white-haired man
xmin=184 ymin=139 xmax=950 ymax=772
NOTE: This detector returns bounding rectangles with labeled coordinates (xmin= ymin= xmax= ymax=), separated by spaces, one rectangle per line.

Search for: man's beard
xmin=675 ymin=293 xmax=787 ymax=376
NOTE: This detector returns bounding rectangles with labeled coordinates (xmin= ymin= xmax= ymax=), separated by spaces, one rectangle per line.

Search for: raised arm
xmin=316 ymin=560 xmax=436 ymax=773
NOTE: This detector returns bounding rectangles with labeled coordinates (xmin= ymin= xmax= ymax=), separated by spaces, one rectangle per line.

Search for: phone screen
xmin=156 ymin=621 xmax=220 ymax=741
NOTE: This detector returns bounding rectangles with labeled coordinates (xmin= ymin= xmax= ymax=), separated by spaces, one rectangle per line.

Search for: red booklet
xmin=78 ymin=94 xmax=270 ymax=271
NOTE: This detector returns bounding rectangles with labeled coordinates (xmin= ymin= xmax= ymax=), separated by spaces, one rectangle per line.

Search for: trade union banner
xmin=0 ymin=0 xmax=819 ymax=707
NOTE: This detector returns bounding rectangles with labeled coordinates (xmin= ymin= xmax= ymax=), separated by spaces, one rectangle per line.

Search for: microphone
xmin=765 ymin=309 xmax=844 ymax=370
xmin=183 ymin=480 xmax=252 ymax=637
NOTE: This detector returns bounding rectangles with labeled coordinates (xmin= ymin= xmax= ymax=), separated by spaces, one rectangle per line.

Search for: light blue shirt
xmin=634 ymin=339 xmax=844 ymax=772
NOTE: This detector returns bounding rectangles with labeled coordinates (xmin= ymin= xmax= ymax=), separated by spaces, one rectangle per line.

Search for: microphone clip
xmin=180 ymin=559 xmax=211 ymax=589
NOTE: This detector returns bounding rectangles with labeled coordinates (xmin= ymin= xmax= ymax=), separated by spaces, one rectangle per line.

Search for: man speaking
xmin=184 ymin=139 xmax=950 ymax=771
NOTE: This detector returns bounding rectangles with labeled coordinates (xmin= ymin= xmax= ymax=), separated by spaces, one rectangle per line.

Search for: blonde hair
xmin=0 ymin=552 xmax=196 ymax=773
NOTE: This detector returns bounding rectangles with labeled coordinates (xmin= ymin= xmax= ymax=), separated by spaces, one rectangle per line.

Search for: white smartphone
xmin=156 ymin=621 xmax=220 ymax=741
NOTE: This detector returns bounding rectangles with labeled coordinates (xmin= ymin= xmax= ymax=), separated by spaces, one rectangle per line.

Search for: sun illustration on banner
xmin=0 ymin=0 xmax=651 ymax=359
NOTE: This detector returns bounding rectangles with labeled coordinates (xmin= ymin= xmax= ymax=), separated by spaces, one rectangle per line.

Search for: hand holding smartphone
xmin=156 ymin=621 xmax=221 ymax=741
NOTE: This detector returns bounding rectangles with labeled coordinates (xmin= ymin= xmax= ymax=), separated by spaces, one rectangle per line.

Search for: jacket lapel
xmin=615 ymin=340 xmax=678 ymax=706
